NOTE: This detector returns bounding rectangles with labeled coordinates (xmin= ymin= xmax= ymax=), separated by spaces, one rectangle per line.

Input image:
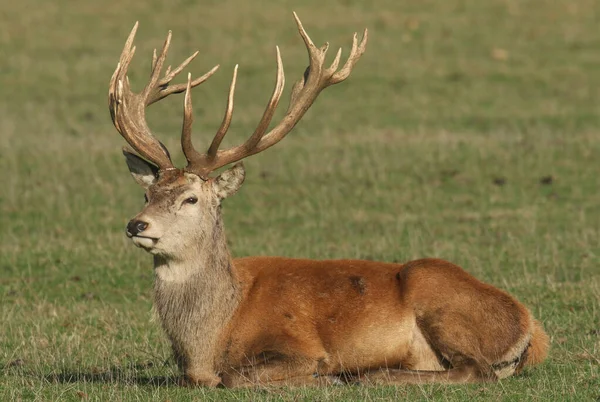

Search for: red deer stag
xmin=108 ymin=13 xmax=548 ymax=387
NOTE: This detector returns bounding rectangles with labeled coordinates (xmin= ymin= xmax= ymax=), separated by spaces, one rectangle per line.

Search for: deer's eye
xmin=183 ymin=196 xmax=198 ymax=205
xmin=144 ymin=194 xmax=149 ymax=203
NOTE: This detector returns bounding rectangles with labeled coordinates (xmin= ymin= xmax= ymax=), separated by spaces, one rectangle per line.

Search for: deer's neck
xmin=152 ymin=212 xmax=240 ymax=368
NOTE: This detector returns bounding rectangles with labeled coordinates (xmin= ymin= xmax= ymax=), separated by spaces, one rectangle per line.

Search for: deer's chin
xmin=131 ymin=236 xmax=158 ymax=252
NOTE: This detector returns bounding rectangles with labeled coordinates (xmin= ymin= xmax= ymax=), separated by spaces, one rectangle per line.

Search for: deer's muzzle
xmin=126 ymin=219 xmax=149 ymax=237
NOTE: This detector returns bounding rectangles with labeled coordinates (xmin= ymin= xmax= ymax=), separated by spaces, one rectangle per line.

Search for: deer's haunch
xmin=108 ymin=14 xmax=548 ymax=387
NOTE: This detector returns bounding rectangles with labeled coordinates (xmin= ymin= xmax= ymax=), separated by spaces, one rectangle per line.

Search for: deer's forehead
xmin=148 ymin=185 xmax=188 ymax=201
xmin=148 ymin=174 xmax=206 ymax=200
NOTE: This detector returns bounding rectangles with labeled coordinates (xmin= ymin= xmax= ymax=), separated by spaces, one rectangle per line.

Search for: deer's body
xmin=147 ymin=173 xmax=547 ymax=386
xmin=108 ymin=15 xmax=548 ymax=387
xmin=225 ymin=257 xmax=532 ymax=376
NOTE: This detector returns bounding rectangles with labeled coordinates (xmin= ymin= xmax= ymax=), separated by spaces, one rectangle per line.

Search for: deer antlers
xmin=109 ymin=13 xmax=368 ymax=179
xmin=108 ymin=22 xmax=219 ymax=171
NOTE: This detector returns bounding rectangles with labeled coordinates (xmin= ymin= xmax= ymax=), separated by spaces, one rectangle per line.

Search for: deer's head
xmin=109 ymin=14 xmax=367 ymax=257
xmin=122 ymin=153 xmax=244 ymax=256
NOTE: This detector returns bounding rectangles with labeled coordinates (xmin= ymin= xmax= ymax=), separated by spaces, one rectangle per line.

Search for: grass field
xmin=1 ymin=0 xmax=599 ymax=400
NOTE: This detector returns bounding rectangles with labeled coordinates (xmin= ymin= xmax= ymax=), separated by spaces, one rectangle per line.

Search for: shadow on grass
xmin=2 ymin=362 xmax=180 ymax=386
xmin=44 ymin=370 xmax=180 ymax=386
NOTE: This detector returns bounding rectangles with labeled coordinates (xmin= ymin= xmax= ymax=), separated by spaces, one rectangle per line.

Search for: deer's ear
xmin=213 ymin=163 xmax=245 ymax=200
xmin=123 ymin=148 xmax=158 ymax=189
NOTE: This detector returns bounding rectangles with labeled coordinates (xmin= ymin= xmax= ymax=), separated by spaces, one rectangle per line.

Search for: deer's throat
xmin=153 ymin=213 xmax=232 ymax=282
xmin=151 ymin=220 xmax=241 ymax=367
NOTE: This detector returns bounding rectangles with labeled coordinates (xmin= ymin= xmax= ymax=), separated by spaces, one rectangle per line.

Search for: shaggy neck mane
xmin=152 ymin=209 xmax=241 ymax=369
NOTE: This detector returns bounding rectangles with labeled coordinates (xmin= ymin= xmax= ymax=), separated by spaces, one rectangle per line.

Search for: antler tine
xmin=144 ymin=30 xmax=220 ymax=106
xmin=328 ymin=48 xmax=343 ymax=74
xmin=151 ymin=49 xmax=158 ymax=72
xmin=120 ymin=22 xmax=139 ymax=69
xmin=182 ymin=13 xmax=367 ymax=178
xmin=181 ymin=65 xmax=238 ymax=171
xmin=161 ymin=51 xmax=199 ymax=85
xmin=293 ymin=12 xmax=318 ymax=62
xmin=142 ymin=31 xmax=172 ymax=101
xmin=206 ymin=65 xmax=239 ymax=160
xmin=109 ymin=22 xmax=138 ymax=104
xmin=181 ymin=73 xmax=195 ymax=164
xmin=330 ymin=29 xmax=368 ymax=84
xmin=239 ymin=46 xmax=285 ymax=151
xmin=149 ymin=64 xmax=220 ymax=106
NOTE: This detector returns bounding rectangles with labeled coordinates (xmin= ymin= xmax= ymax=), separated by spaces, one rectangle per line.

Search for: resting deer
xmin=108 ymin=14 xmax=548 ymax=387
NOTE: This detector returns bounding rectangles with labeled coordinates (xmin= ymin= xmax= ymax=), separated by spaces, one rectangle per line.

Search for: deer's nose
xmin=126 ymin=220 xmax=148 ymax=237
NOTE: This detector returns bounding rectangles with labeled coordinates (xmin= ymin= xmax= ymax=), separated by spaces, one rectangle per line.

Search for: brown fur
xmin=213 ymin=257 xmax=548 ymax=387
xmin=122 ymin=165 xmax=548 ymax=388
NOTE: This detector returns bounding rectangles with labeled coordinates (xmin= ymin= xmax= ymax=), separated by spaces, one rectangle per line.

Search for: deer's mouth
xmin=130 ymin=235 xmax=158 ymax=250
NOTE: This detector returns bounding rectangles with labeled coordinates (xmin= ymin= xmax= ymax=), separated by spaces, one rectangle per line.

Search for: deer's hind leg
xmin=359 ymin=323 xmax=498 ymax=385
xmin=359 ymin=363 xmax=497 ymax=385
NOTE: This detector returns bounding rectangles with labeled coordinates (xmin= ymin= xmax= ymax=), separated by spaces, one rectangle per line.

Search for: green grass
xmin=1 ymin=0 xmax=599 ymax=400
